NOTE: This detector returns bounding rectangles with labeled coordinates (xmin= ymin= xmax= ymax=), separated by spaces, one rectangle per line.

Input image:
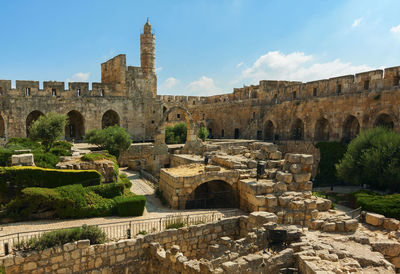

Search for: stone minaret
xmin=140 ymin=19 xmax=155 ymax=75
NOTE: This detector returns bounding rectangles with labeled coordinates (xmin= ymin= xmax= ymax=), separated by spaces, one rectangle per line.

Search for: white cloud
xmin=66 ymin=72 xmax=90 ymax=83
xmin=352 ymin=17 xmax=363 ymax=28
xmin=390 ymin=25 xmax=400 ymax=33
xmin=239 ymin=51 xmax=372 ymax=83
xmin=236 ymin=62 xmax=244 ymax=68
xmin=187 ymin=76 xmax=219 ymax=95
xmin=159 ymin=77 xmax=179 ymax=91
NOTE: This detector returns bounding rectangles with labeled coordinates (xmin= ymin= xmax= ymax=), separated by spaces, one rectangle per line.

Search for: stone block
xmin=289 ymin=164 xmax=302 ymax=174
xmin=289 ymin=200 xmax=305 ymax=211
xmin=269 ymin=151 xmax=282 ymax=160
xmin=247 ymin=160 xmax=257 ymax=169
xmin=249 ymin=211 xmax=278 ymax=226
xmin=300 ymin=155 xmax=313 ymax=165
xmin=77 ymin=239 xmax=90 ymax=249
xmin=278 ymin=195 xmax=292 ymax=207
xmin=383 ymin=218 xmax=400 ymax=231
xmin=293 ymin=173 xmax=311 ymax=183
xmin=372 ymin=241 xmax=400 ymax=257
xmin=322 ymin=222 xmax=336 ymax=232
xmin=316 ymin=198 xmax=331 ymax=211
xmin=285 ymin=153 xmax=301 ymax=164
xmin=365 ymin=212 xmax=385 ymax=226
xmin=11 ymin=153 xmax=35 ymax=166
xmin=309 ymin=220 xmax=324 ymax=230
xmin=274 ymin=181 xmax=287 ymax=192
xmin=344 ymin=219 xmax=359 ymax=232
xmin=265 ymin=194 xmax=278 ymax=207
xmin=304 ymin=199 xmax=316 ymax=210
xmin=276 ymin=171 xmax=293 ymax=184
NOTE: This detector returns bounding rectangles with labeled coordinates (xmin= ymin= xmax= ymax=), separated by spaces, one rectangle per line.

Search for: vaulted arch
xmin=26 ymin=110 xmax=44 ymax=137
xmin=65 ymin=110 xmax=85 ymax=140
xmin=264 ymin=120 xmax=275 ymax=141
xmin=291 ymin=118 xmax=304 ymax=140
xmin=342 ymin=115 xmax=360 ymax=142
xmin=102 ymin=110 xmax=120 ymax=129
xmin=314 ymin=118 xmax=329 ymax=141
xmin=373 ymin=113 xmax=394 ymax=129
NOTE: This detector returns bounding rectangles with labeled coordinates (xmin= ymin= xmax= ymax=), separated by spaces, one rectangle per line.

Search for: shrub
xmin=314 ymin=142 xmax=347 ymax=186
xmin=114 ymin=195 xmax=146 ymax=216
xmin=166 ymin=221 xmax=185 ymax=229
xmin=33 ymin=152 xmax=60 ymax=168
xmin=198 ymin=126 xmax=208 ymax=141
xmin=29 ymin=112 xmax=68 ymax=152
xmin=54 ymin=184 xmax=88 ymax=218
xmin=84 ymin=126 xmax=131 ymax=157
xmin=87 ymin=183 xmax=125 ymax=199
xmin=118 ymin=174 xmax=132 ymax=189
xmin=336 ymin=127 xmax=400 ymax=192
xmin=165 ymin=123 xmax=187 ymax=144
xmin=0 ymin=167 xmax=101 ymax=203
xmin=353 ymin=191 xmax=400 ymax=219
xmin=15 ymin=225 xmax=106 ymax=251
xmin=0 ymin=148 xmax=12 ymax=166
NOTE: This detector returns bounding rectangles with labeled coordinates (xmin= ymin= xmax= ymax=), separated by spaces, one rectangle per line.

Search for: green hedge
xmin=354 ymin=191 xmax=400 ymax=219
xmin=87 ymin=183 xmax=125 ymax=199
xmin=314 ymin=142 xmax=347 ymax=186
xmin=15 ymin=225 xmax=106 ymax=251
xmin=0 ymin=167 xmax=101 ymax=204
xmin=114 ymin=195 xmax=146 ymax=216
xmin=0 ymin=148 xmax=13 ymax=166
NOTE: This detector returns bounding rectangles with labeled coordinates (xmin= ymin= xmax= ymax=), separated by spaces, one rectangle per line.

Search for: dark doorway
xmin=342 ymin=115 xmax=360 ymax=143
xmin=373 ymin=113 xmax=394 ymax=129
xmin=102 ymin=110 xmax=120 ymax=129
xmin=257 ymin=130 xmax=262 ymax=140
xmin=65 ymin=110 xmax=85 ymax=140
xmin=234 ymin=128 xmax=239 ymax=139
xmin=264 ymin=120 xmax=274 ymax=141
xmin=185 ymin=180 xmax=237 ymax=209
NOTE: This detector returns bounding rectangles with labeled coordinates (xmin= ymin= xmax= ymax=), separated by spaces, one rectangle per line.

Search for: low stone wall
xmin=0 ymin=217 xmax=241 ymax=274
xmin=170 ymin=154 xmax=203 ymax=168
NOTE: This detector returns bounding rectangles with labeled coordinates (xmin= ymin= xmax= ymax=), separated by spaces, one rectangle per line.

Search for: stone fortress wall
xmin=1 ymin=20 xmax=400 ymax=152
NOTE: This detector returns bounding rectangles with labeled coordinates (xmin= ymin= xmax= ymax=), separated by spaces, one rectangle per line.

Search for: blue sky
xmin=1 ymin=0 xmax=400 ymax=96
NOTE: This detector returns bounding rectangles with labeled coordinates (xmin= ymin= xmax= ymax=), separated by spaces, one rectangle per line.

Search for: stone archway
xmin=65 ymin=110 xmax=85 ymax=140
xmin=373 ymin=113 xmax=394 ymax=129
xmin=155 ymin=106 xmax=197 ymax=145
xmin=314 ymin=118 xmax=329 ymax=141
xmin=264 ymin=120 xmax=275 ymax=141
xmin=102 ymin=110 xmax=120 ymax=129
xmin=26 ymin=110 xmax=44 ymax=137
xmin=342 ymin=115 xmax=360 ymax=142
xmin=185 ymin=180 xmax=237 ymax=209
xmin=291 ymin=118 xmax=304 ymax=140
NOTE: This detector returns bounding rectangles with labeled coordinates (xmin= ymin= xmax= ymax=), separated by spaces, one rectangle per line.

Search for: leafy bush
xmin=314 ymin=142 xmax=347 ymax=186
xmin=87 ymin=183 xmax=125 ymax=199
xmin=118 ymin=174 xmax=132 ymax=189
xmin=33 ymin=152 xmax=60 ymax=168
xmin=336 ymin=127 xmax=400 ymax=192
xmin=29 ymin=112 xmax=68 ymax=152
xmin=198 ymin=125 xmax=208 ymax=141
xmin=15 ymin=225 xmax=106 ymax=251
xmin=166 ymin=221 xmax=185 ymax=229
xmin=0 ymin=148 xmax=12 ymax=166
xmin=55 ymin=184 xmax=88 ymax=218
xmin=114 ymin=195 xmax=146 ymax=216
xmin=0 ymin=167 xmax=101 ymax=203
xmin=165 ymin=123 xmax=187 ymax=144
xmin=354 ymin=191 xmax=400 ymax=219
xmin=84 ymin=126 xmax=131 ymax=157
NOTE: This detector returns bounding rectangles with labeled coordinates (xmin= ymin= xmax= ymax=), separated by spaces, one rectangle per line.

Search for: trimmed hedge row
xmin=114 ymin=195 xmax=146 ymax=217
xmin=2 ymin=183 xmax=146 ymax=220
xmin=353 ymin=191 xmax=400 ymax=219
xmin=0 ymin=167 xmax=101 ymax=204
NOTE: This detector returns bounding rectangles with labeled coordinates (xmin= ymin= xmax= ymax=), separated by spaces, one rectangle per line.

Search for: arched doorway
xmin=26 ymin=110 xmax=44 ymax=137
xmin=0 ymin=115 xmax=5 ymax=138
xmin=264 ymin=120 xmax=274 ymax=141
xmin=342 ymin=115 xmax=360 ymax=142
xmin=291 ymin=118 xmax=304 ymax=140
xmin=314 ymin=118 xmax=329 ymax=141
xmin=102 ymin=110 xmax=120 ymax=129
xmin=185 ymin=180 xmax=237 ymax=209
xmin=65 ymin=110 xmax=85 ymax=140
xmin=373 ymin=113 xmax=394 ymax=129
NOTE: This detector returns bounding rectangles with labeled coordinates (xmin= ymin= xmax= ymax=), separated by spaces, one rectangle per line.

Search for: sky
xmin=1 ymin=0 xmax=400 ymax=96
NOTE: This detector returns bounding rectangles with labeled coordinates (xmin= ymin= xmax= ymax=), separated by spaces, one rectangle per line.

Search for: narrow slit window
xmin=77 ymin=89 xmax=81 ymax=96
xmin=52 ymin=89 xmax=56 ymax=96
xmin=100 ymin=89 xmax=104 ymax=97
xmin=292 ymin=91 xmax=297 ymax=99
xmin=313 ymin=88 xmax=317 ymax=96
xmin=337 ymin=84 xmax=342 ymax=94
xmin=26 ymin=88 xmax=30 ymax=96
xmin=364 ymin=80 xmax=370 ymax=90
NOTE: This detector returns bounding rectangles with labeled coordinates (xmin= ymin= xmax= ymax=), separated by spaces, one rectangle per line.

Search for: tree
xmin=84 ymin=125 xmax=131 ymax=157
xmin=29 ymin=112 xmax=67 ymax=152
xmin=336 ymin=127 xmax=400 ymax=192
xmin=165 ymin=123 xmax=187 ymax=144
xmin=198 ymin=126 xmax=208 ymax=141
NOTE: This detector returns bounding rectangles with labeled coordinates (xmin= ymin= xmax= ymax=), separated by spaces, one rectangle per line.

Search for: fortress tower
xmin=140 ymin=19 xmax=155 ymax=75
